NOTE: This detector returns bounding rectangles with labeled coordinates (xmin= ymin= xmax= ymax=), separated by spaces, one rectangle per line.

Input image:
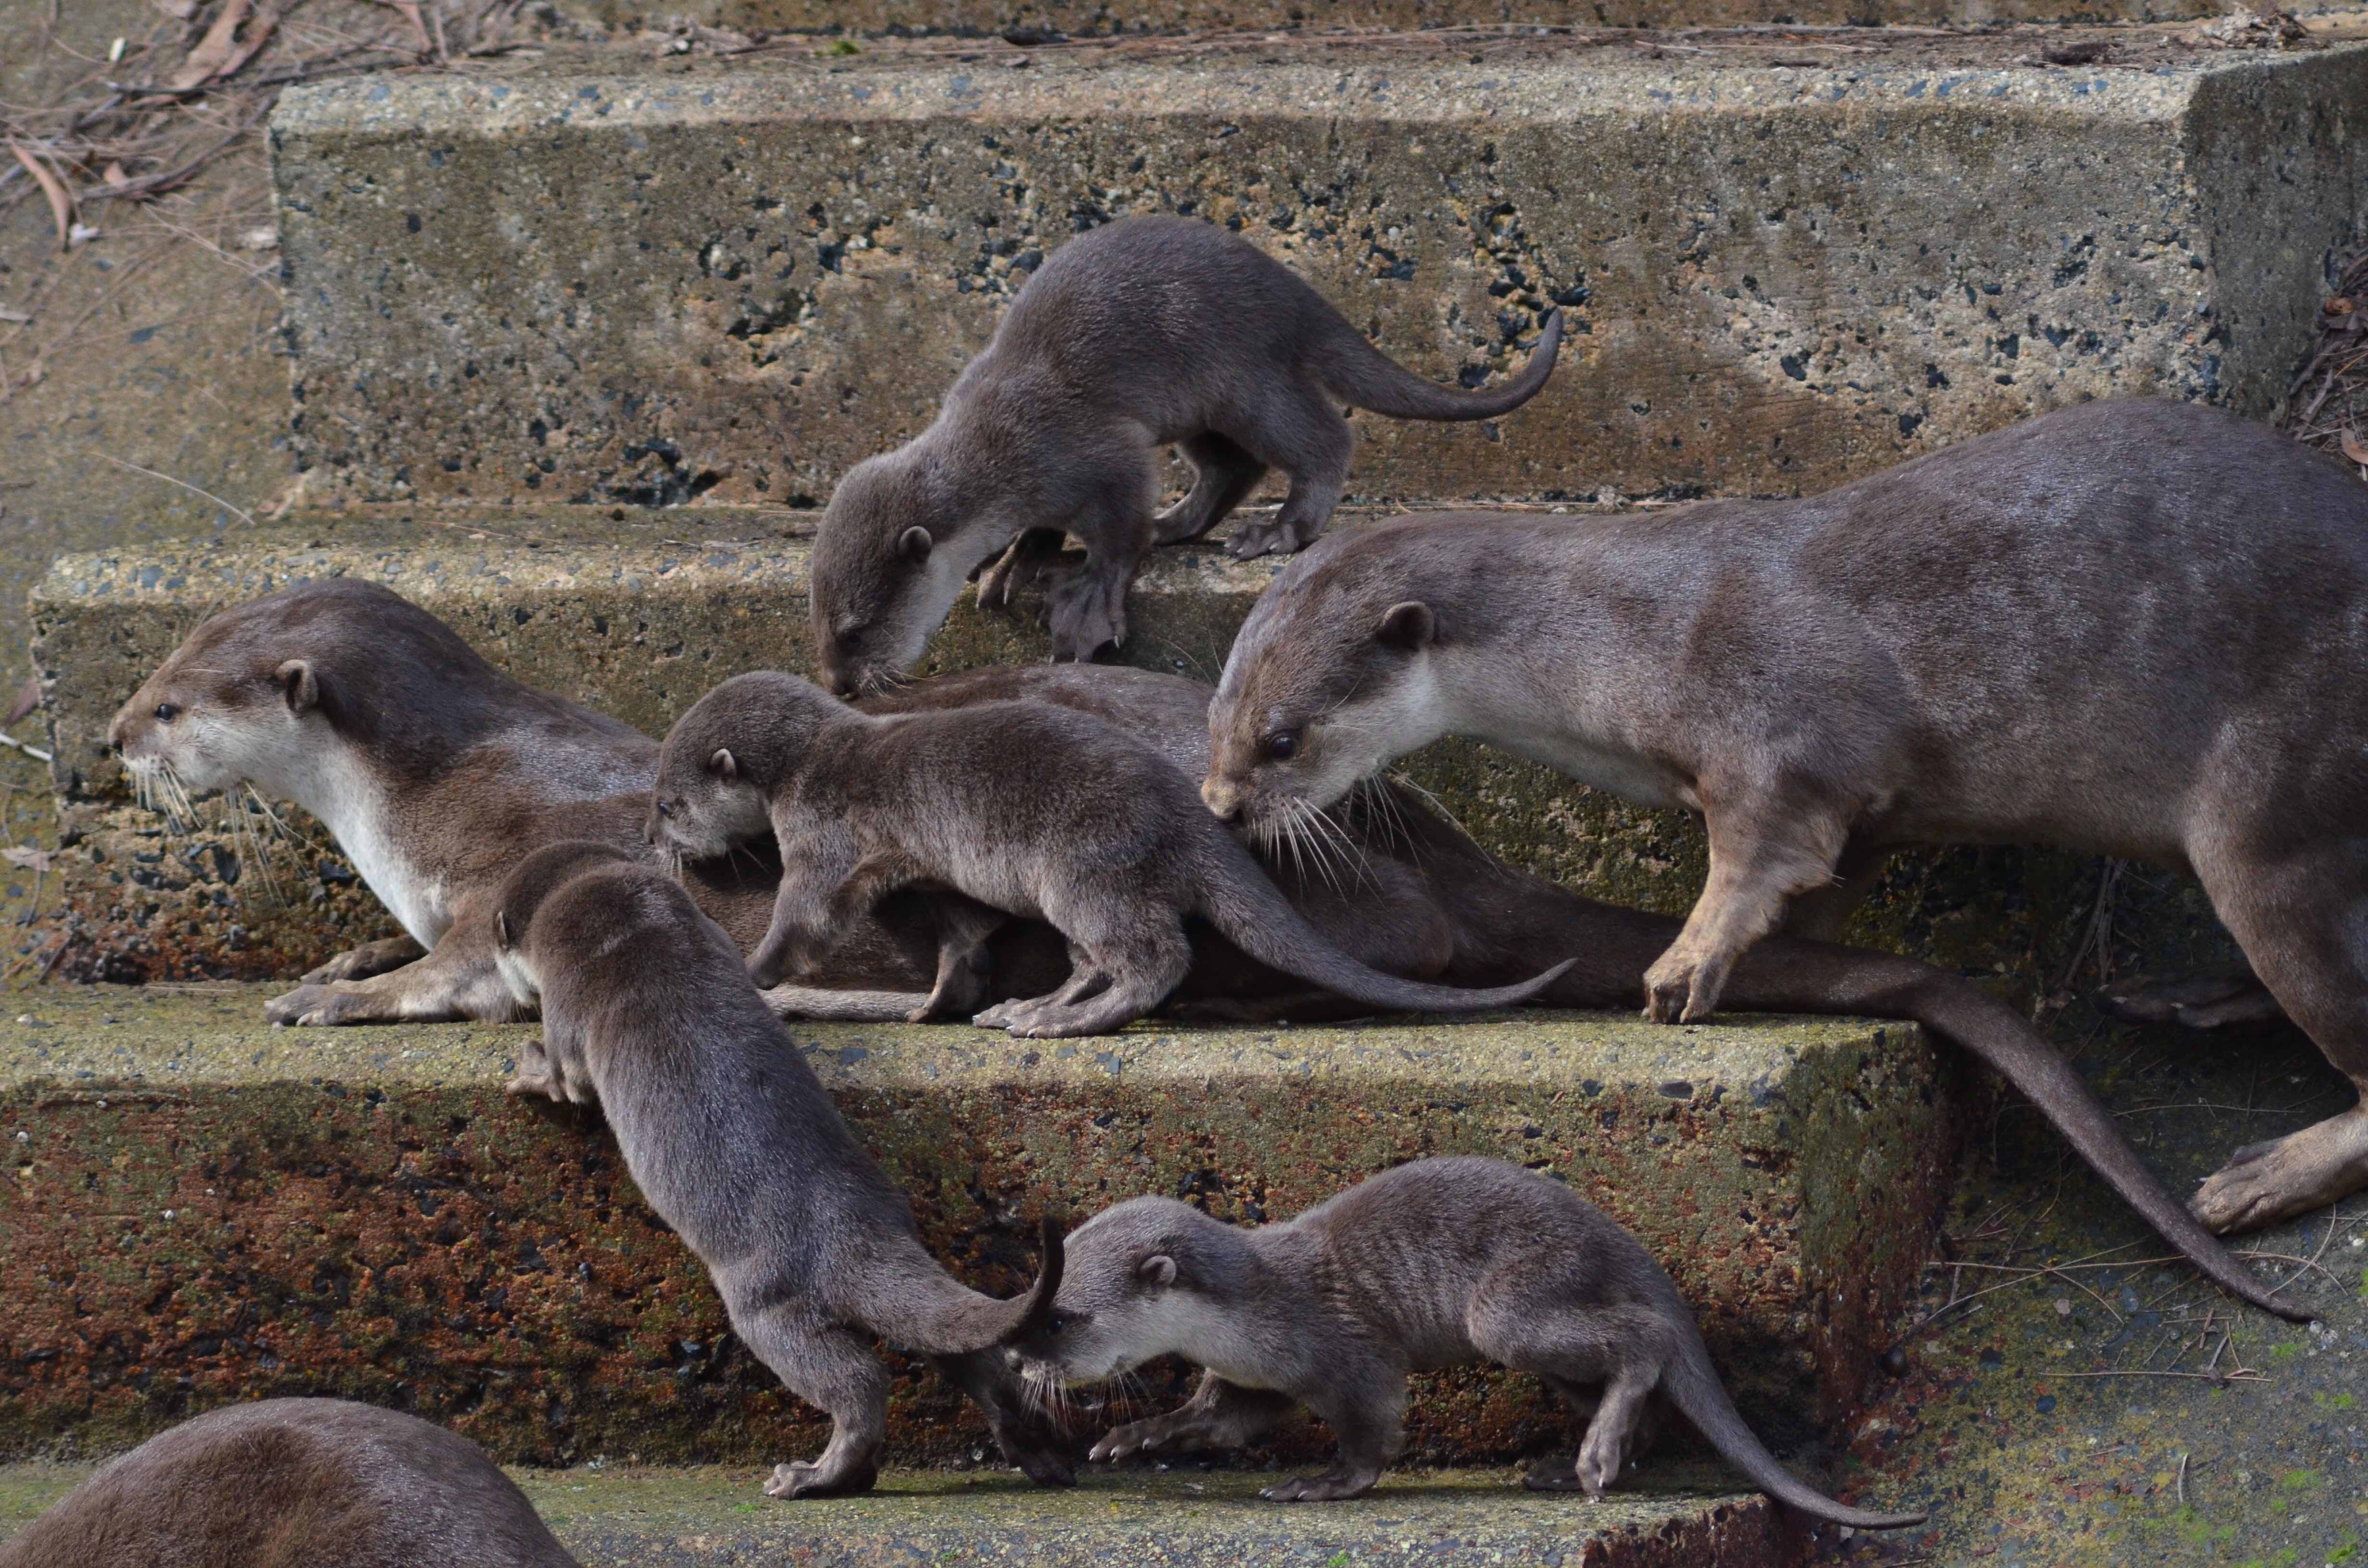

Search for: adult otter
xmin=489 ymin=840 xmax=1072 ymax=1497
xmin=1005 ymin=1158 xmax=1924 ymax=1528
xmin=808 ymin=215 xmax=1563 ymax=686
xmin=0 ymin=1399 xmax=578 ymax=1568
xmin=645 ymin=672 xmax=1570 ymax=1037
xmin=1202 ymin=397 xmax=2368 ymax=1237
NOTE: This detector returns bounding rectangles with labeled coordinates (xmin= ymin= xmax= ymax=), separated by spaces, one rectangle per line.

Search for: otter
xmin=1004 ymin=1157 xmax=1925 ymax=1528
xmin=0 ymin=1398 xmax=578 ymax=1568
xmin=488 ymin=840 xmax=1072 ymax=1497
xmin=808 ymin=215 xmax=1563 ymax=687
xmin=644 ymin=671 xmax=1571 ymax=1037
xmin=1202 ymin=398 xmax=2368 ymax=1238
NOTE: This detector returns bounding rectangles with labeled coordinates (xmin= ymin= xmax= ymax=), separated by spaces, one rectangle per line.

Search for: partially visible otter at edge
xmin=0 ymin=1399 xmax=578 ymax=1568
xmin=1204 ymin=396 xmax=2368 ymax=1241
xmin=806 ymin=214 xmax=1563 ymax=688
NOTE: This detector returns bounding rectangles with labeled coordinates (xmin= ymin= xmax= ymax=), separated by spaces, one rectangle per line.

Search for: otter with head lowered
xmin=810 ymin=215 xmax=1561 ymax=688
xmin=1006 ymin=1157 xmax=1924 ymax=1528
xmin=1206 ymin=398 xmax=2368 ymax=1238
xmin=647 ymin=670 xmax=1571 ymax=1038
xmin=489 ymin=839 xmax=1071 ymax=1498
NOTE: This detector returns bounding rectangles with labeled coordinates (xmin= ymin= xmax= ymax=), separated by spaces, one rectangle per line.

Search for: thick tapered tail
xmin=1661 ymin=1336 xmax=1926 ymax=1531
xmin=863 ymin=1214 xmax=1067 ymax=1356
xmin=1314 ymin=309 xmax=1563 ymax=421
xmin=1722 ymin=945 xmax=2305 ymax=1323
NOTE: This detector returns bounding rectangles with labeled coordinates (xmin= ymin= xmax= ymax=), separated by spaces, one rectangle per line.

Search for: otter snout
xmin=1200 ymin=774 xmax=1248 ymax=824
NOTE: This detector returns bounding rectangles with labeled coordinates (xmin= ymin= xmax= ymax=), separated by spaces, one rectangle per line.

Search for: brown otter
xmin=644 ymin=671 xmax=1570 ymax=1037
xmin=1203 ymin=398 xmax=2368 ymax=1237
xmin=0 ymin=1398 xmax=578 ymax=1568
xmin=807 ymin=215 xmax=1562 ymax=687
xmin=1004 ymin=1157 xmax=1924 ymax=1528
xmin=488 ymin=839 xmax=1072 ymax=1497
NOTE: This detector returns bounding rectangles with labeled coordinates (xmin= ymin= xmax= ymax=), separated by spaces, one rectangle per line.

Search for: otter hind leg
xmin=2100 ymin=965 xmax=2286 ymax=1032
xmin=1644 ymin=796 xmax=1852 ymax=1024
xmin=1221 ymin=380 xmax=1351 ymax=561
xmin=984 ymin=925 xmax=1191 ymax=1039
xmin=2186 ymin=840 xmax=2368 ymax=1232
xmin=931 ymin=1350 xmax=1076 ymax=1488
xmin=1154 ymin=433 xmax=1269 ymax=546
xmin=300 ymin=933 xmax=429 ymax=985
xmin=744 ymin=1313 xmax=889 ymax=1500
xmin=266 ymin=920 xmax=518 ymax=1027
xmin=975 ymin=527 xmax=1069 ymax=619
xmin=1092 ymin=1372 xmax=1296 ymax=1462
xmin=1258 ymin=1371 xmax=1403 ymax=1503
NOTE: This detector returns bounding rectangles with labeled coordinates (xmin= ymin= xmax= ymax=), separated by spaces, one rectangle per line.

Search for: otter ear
xmin=897 ymin=525 xmax=934 ymax=564
xmin=1136 ymin=1254 xmax=1178 ymax=1290
xmin=275 ymin=659 xmax=320 ymax=714
xmin=708 ymin=748 xmax=738 ymax=781
xmin=494 ymin=910 xmax=513 ymax=951
xmin=1374 ymin=601 xmax=1436 ymax=653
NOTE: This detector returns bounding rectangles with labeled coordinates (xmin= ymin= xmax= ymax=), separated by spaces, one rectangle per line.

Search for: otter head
xmin=810 ymin=450 xmax=976 ymax=698
xmin=108 ymin=579 xmax=472 ymax=813
xmin=488 ymin=839 xmax=639 ymax=1008
xmin=649 ymin=671 xmax=844 ymax=862
xmin=1204 ymin=533 xmax=1451 ymax=840
xmin=1003 ymin=1197 xmax=1251 ymax=1386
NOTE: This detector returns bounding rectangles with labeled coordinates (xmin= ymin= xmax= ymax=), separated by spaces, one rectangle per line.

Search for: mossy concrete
xmin=0 ymin=983 xmax=1954 ymax=1469
xmin=268 ymin=33 xmax=2368 ymax=512
xmin=32 ymin=517 xmax=2084 ymax=985
xmin=0 ymin=1464 xmax=1789 ymax=1567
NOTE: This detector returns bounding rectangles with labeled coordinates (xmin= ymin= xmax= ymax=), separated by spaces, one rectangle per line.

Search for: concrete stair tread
xmin=0 ymin=1463 xmax=1786 ymax=1565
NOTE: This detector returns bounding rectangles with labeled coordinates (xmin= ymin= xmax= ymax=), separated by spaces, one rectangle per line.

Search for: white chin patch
xmin=493 ymin=949 xmax=541 ymax=1008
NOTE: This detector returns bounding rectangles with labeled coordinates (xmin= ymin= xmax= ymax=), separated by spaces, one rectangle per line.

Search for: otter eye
xmin=656 ymin=799 xmax=676 ymax=818
xmin=1045 ymin=1314 xmax=1068 ymax=1335
xmin=1264 ymin=731 xmax=1298 ymax=762
xmin=836 ymin=626 xmax=862 ymax=651
xmin=154 ymin=703 xmax=179 ymax=723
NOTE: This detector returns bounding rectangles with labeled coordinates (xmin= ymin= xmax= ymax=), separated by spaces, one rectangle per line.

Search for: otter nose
xmin=1200 ymin=775 xmax=1245 ymax=824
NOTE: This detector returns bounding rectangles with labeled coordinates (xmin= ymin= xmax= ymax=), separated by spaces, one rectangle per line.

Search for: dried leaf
xmin=102 ymin=161 xmax=130 ymax=187
xmin=5 ymin=677 xmax=38 ymax=727
xmin=2343 ymin=427 xmax=2368 ymax=466
xmin=6 ymin=142 xmax=75 ymax=251
xmin=170 ymin=0 xmax=255 ymax=90
xmin=0 ymin=308 xmax=29 ymax=325
xmin=1 ymin=846 xmax=54 ymax=872
xmin=2329 ymin=297 xmax=2356 ymax=316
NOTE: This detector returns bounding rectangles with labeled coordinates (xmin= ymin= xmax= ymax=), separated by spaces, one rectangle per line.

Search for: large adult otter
xmin=489 ymin=840 xmax=1071 ymax=1497
xmin=1005 ymin=1157 xmax=1924 ymax=1528
xmin=644 ymin=671 xmax=1570 ymax=1036
xmin=808 ymin=215 xmax=1562 ymax=686
xmin=0 ymin=1399 xmax=578 ymax=1568
xmin=1202 ymin=397 xmax=2368 ymax=1237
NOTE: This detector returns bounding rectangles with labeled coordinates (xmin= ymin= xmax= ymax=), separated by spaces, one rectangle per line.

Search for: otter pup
xmin=809 ymin=215 xmax=1563 ymax=688
xmin=1006 ymin=1157 xmax=1925 ymax=1528
xmin=0 ymin=1398 xmax=578 ymax=1568
xmin=1203 ymin=398 xmax=2368 ymax=1237
xmin=489 ymin=839 xmax=1071 ymax=1497
xmin=646 ymin=672 xmax=1570 ymax=1037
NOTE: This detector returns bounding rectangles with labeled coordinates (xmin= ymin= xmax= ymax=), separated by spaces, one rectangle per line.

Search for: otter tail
xmin=1201 ymin=837 xmax=1572 ymax=1013
xmin=1658 ymin=1327 xmax=1926 ymax=1531
xmin=1312 ymin=309 xmax=1563 ymax=422
xmin=860 ymin=1213 xmax=1066 ymax=1356
xmin=1718 ymin=943 xmax=2306 ymax=1324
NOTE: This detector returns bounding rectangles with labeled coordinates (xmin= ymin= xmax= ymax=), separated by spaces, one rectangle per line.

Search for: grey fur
xmin=489 ymin=841 xmax=1072 ymax=1499
xmin=647 ymin=672 xmax=1572 ymax=1037
xmin=808 ymin=215 xmax=1562 ymax=689
xmin=1205 ymin=397 xmax=2368 ymax=1240
xmin=1006 ymin=1158 xmax=1924 ymax=1528
xmin=0 ymin=1399 xmax=578 ymax=1568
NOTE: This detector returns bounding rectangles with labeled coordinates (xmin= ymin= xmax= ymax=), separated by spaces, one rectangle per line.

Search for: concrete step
xmin=0 ymin=982 xmax=1956 ymax=1472
xmin=269 ymin=29 xmax=2368 ymax=513
xmin=0 ymin=1463 xmax=1802 ymax=1567
xmin=31 ymin=517 xmax=2047 ymax=988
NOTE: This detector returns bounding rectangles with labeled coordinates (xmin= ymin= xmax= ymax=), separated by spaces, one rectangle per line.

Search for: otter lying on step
xmin=809 ymin=214 xmax=1563 ymax=685
xmin=0 ymin=1399 xmax=579 ymax=1568
xmin=1205 ymin=398 xmax=2368 ymax=1237
xmin=1005 ymin=1157 xmax=1924 ymax=1527
xmin=489 ymin=840 xmax=1072 ymax=1498
xmin=646 ymin=671 xmax=1571 ymax=1037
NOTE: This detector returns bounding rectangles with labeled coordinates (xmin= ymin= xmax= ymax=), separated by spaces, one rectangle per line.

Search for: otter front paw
xmin=763 ymin=1457 xmax=879 ymax=1500
xmin=300 ymin=935 xmax=427 ymax=986
xmin=1640 ymin=948 xmax=1726 ymax=1024
xmin=1045 ymin=573 xmax=1128 ymax=663
xmin=1258 ymin=1466 xmax=1379 ymax=1503
xmin=1223 ymin=514 xmax=1316 ymax=560
xmin=505 ymin=1072 xmax=564 ymax=1102
xmin=1090 ymin=1415 xmax=1197 ymax=1462
xmin=264 ymin=984 xmax=373 ymax=1027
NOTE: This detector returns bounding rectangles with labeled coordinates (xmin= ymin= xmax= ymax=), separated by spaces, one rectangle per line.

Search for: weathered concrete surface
xmin=0 ymin=984 xmax=1956 ymax=1472
xmin=0 ymin=1464 xmax=1790 ymax=1568
xmin=29 ymin=518 xmax=2064 ymax=984
xmin=269 ymin=32 xmax=2368 ymax=512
